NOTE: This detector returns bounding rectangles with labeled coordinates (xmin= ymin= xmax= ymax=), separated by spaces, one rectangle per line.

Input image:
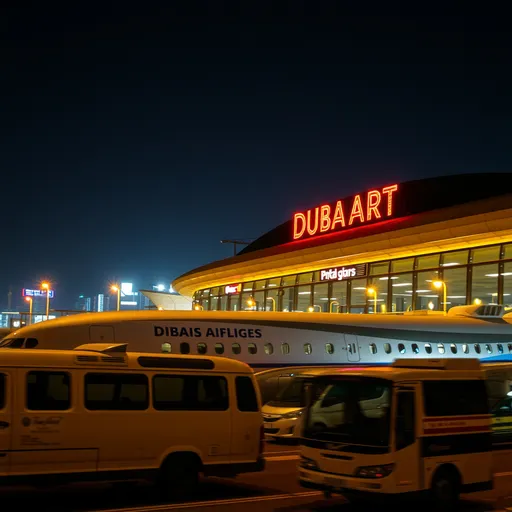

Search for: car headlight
xmin=355 ymin=463 xmax=394 ymax=479
xmin=281 ymin=410 xmax=304 ymax=420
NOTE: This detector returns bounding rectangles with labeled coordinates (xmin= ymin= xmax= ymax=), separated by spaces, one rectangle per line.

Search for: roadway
xmin=0 ymin=442 xmax=511 ymax=511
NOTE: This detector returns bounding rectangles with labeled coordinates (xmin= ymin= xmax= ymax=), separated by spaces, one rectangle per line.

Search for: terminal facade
xmin=172 ymin=174 xmax=512 ymax=315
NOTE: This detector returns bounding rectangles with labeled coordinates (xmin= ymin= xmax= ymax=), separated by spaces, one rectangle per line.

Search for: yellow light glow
xmin=428 ymin=301 xmax=434 ymax=310
xmin=158 ymin=306 xmax=163 ymax=311
xmin=473 ymin=298 xmax=482 ymax=305
xmin=367 ymin=287 xmax=376 ymax=296
xmin=247 ymin=299 xmax=255 ymax=307
xmin=25 ymin=296 xmax=32 ymax=302
xmin=41 ymin=282 xmax=49 ymax=290
xmin=111 ymin=285 xmax=119 ymax=292
xmin=194 ymin=304 xmax=203 ymax=311
xmin=307 ymin=306 xmax=314 ymax=312
xmin=432 ymin=281 xmax=443 ymax=289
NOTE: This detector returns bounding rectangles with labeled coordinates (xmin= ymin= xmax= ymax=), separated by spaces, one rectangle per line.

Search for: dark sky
xmin=1 ymin=5 xmax=510 ymax=308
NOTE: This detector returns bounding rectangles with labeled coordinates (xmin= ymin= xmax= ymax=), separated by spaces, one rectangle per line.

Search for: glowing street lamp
xmin=25 ymin=297 xmax=33 ymax=325
xmin=367 ymin=287 xmax=377 ymax=314
xmin=329 ymin=300 xmax=340 ymax=313
xmin=308 ymin=305 xmax=321 ymax=312
xmin=111 ymin=285 xmax=121 ymax=311
xmin=41 ymin=282 xmax=51 ymax=321
xmin=246 ymin=297 xmax=255 ymax=309
xmin=473 ymin=298 xmax=482 ymax=305
xmin=433 ymin=280 xmax=447 ymax=314
xmin=194 ymin=304 xmax=203 ymax=311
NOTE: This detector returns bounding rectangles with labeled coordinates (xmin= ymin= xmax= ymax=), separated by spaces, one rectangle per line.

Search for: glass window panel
xmin=281 ymin=287 xmax=294 ymax=312
xmin=416 ymin=254 xmax=440 ymax=270
xmin=266 ymin=289 xmax=278 ymax=311
xmin=415 ymin=270 xmax=441 ymax=311
xmin=504 ymin=244 xmax=512 ymax=261
xmin=209 ymin=294 xmax=219 ymax=311
xmin=441 ymin=250 xmax=468 ymax=267
xmin=313 ymin=283 xmax=329 ymax=312
xmin=201 ymin=289 xmax=210 ymax=298
xmin=219 ymin=295 xmax=227 ymax=311
xmin=282 ymin=275 xmax=297 ymax=287
xmin=471 ymin=246 xmax=500 ymax=264
xmin=471 ymin=264 xmax=499 ymax=305
xmin=370 ymin=261 xmax=389 ymax=275
xmin=296 ymin=285 xmax=312 ymax=312
xmin=331 ymin=281 xmax=348 ymax=313
xmin=298 ymin=272 xmax=313 ymax=284
xmin=503 ymin=262 xmax=512 ymax=308
xmin=366 ymin=277 xmax=386 ymax=314
xmin=390 ymin=273 xmax=413 ymax=313
xmin=228 ymin=293 xmax=240 ymax=311
xmin=253 ymin=291 xmax=265 ymax=311
xmin=350 ymin=278 xmax=368 ymax=306
xmin=391 ymin=258 xmax=414 ymax=273
xmin=267 ymin=277 xmax=282 ymax=288
xmin=202 ymin=298 xmax=210 ymax=311
xmin=242 ymin=282 xmax=254 ymax=291
xmin=211 ymin=287 xmax=220 ymax=296
xmin=254 ymin=280 xmax=267 ymax=290
xmin=443 ymin=267 xmax=468 ymax=311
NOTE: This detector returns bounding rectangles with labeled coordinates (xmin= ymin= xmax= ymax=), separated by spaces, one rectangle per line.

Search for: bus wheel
xmin=157 ymin=454 xmax=200 ymax=497
xmin=431 ymin=468 xmax=460 ymax=510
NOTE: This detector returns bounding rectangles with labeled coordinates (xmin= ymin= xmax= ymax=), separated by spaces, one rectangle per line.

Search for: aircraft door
xmin=344 ymin=334 xmax=360 ymax=362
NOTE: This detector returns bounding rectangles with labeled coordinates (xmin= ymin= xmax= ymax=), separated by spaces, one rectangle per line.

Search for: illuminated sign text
xmin=319 ymin=264 xmax=367 ymax=282
xmin=22 ymin=289 xmax=55 ymax=298
xmin=154 ymin=325 xmax=262 ymax=338
xmin=293 ymin=184 xmax=398 ymax=240
xmin=225 ymin=284 xmax=241 ymax=294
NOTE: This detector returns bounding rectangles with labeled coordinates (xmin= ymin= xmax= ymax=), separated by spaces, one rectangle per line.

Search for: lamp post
xmin=266 ymin=296 xmax=276 ymax=311
xmin=111 ymin=285 xmax=121 ymax=311
xmin=367 ymin=287 xmax=377 ymax=314
xmin=329 ymin=300 xmax=340 ymax=313
xmin=433 ymin=280 xmax=447 ymax=314
xmin=25 ymin=297 xmax=32 ymax=325
xmin=41 ymin=282 xmax=51 ymax=321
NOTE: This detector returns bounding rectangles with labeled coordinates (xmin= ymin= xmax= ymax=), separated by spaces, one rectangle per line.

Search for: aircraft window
xmin=197 ymin=343 xmax=207 ymax=355
xmin=248 ymin=343 xmax=257 ymax=355
xmin=498 ymin=344 xmax=504 ymax=354
xmin=398 ymin=343 xmax=406 ymax=354
xmin=25 ymin=338 xmax=38 ymax=349
xmin=326 ymin=343 xmax=334 ymax=355
xmin=462 ymin=344 xmax=469 ymax=354
xmin=214 ymin=343 xmax=224 ymax=355
xmin=437 ymin=343 xmax=445 ymax=354
xmin=161 ymin=343 xmax=171 ymax=353
xmin=304 ymin=343 xmax=312 ymax=355
xmin=281 ymin=343 xmax=290 ymax=355
xmin=474 ymin=344 xmax=481 ymax=354
xmin=486 ymin=344 xmax=493 ymax=354
xmin=425 ymin=343 xmax=432 ymax=354
xmin=384 ymin=343 xmax=392 ymax=354
xmin=180 ymin=342 xmax=190 ymax=355
xmin=508 ymin=344 xmax=512 ymax=353
xmin=264 ymin=343 xmax=274 ymax=355
xmin=232 ymin=343 xmax=241 ymax=355
xmin=411 ymin=343 xmax=419 ymax=354
xmin=450 ymin=344 xmax=457 ymax=354
xmin=369 ymin=343 xmax=377 ymax=355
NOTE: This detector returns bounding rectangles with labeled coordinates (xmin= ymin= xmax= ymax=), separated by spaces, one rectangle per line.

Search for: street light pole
xmin=220 ymin=239 xmax=254 ymax=256
xmin=111 ymin=285 xmax=121 ymax=311
xmin=433 ymin=280 xmax=447 ymax=314
xmin=41 ymin=282 xmax=51 ymax=321
xmin=25 ymin=297 xmax=32 ymax=325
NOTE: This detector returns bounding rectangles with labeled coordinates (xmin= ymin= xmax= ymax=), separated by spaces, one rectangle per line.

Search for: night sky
xmin=1 ymin=5 xmax=510 ymax=308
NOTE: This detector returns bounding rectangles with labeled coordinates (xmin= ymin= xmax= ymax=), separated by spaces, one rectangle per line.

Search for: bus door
xmin=0 ymin=371 xmax=12 ymax=475
xmin=392 ymin=383 xmax=421 ymax=493
xmin=344 ymin=335 xmax=360 ymax=362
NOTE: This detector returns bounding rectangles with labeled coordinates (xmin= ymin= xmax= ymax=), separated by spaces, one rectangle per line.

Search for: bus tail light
xmin=355 ymin=463 xmax=394 ymax=479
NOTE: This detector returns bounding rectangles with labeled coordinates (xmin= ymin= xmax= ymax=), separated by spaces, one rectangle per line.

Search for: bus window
xmin=395 ymin=391 xmax=415 ymax=451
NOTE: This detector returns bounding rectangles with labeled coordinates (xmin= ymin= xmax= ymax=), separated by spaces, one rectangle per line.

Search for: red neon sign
xmin=225 ymin=284 xmax=241 ymax=294
xmin=293 ymin=184 xmax=398 ymax=240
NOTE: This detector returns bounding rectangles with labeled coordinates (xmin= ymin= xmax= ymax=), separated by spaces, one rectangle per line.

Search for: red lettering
xmin=366 ymin=190 xmax=382 ymax=221
xmin=382 ymin=184 xmax=398 ymax=216
xmin=293 ymin=212 xmax=306 ymax=239
xmin=331 ymin=200 xmax=345 ymax=230
xmin=319 ymin=205 xmax=331 ymax=232
xmin=307 ymin=207 xmax=319 ymax=235
xmin=348 ymin=194 xmax=364 ymax=225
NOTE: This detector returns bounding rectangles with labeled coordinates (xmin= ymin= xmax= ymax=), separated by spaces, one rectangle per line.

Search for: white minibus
xmin=0 ymin=343 xmax=265 ymax=493
xmin=298 ymin=359 xmax=494 ymax=509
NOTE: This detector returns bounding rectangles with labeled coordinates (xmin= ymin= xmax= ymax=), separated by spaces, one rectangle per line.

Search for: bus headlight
xmin=355 ymin=463 xmax=394 ymax=479
xmin=281 ymin=409 xmax=304 ymax=420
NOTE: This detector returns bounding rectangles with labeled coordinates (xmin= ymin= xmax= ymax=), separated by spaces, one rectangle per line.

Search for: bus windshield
xmin=303 ymin=376 xmax=392 ymax=447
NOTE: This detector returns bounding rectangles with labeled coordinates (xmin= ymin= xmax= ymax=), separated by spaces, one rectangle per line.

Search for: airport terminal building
xmin=172 ymin=173 xmax=512 ymax=315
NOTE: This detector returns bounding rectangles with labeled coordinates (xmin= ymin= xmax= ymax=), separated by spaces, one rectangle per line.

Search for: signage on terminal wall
xmin=293 ymin=184 xmax=398 ymax=241
xmin=22 ymin=288 xmax=55 ymax=298
xmin=319 ymin=263 xmax=367 ymax=282
xmin=225 ymin=283 xmax=241 ymax=294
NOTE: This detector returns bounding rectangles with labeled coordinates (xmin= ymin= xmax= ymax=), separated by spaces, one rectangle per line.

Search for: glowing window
xmin=425 ymin=343 xmax=432 ymax=354
xmin=281 ymin=343 xmax=290 ymax=355
xmin=398 ymin=343 xmax=406 ymax=354
xmin=161 ymin=343 xmax=171 ymax=353
xmin=326 ymin=343 xmax=334 ymax=355
xmin=450 ymin=344 xmax=457 ymax=354
xmin=369 ymin=343 xmax=377 ymax=355
xmin=197 ymin=343 xmax=207 ymax=355
xmin=304 ymin=343 xmax=312 ymax=355
xmin=384 ymin=343 xmax=392 ymax=354
xmin=437 ymin=343 xmax=445 ymax=354
xmin=264 ymin=343 xmax=274 ymax=355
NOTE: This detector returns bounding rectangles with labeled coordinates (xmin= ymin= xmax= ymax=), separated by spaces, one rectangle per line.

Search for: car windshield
xmin=266 ymin=377 xmax=307 ymax=407
xmin=303 ymin=376 xmax=392 ymax=447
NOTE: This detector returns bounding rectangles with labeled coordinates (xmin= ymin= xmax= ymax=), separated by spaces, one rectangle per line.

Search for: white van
xmin=0 ymin=343 xmax=265 ymax=492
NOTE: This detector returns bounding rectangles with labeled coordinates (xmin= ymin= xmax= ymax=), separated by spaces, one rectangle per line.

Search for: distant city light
xmin=156 ymin=284 xmax=165 ymax=291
